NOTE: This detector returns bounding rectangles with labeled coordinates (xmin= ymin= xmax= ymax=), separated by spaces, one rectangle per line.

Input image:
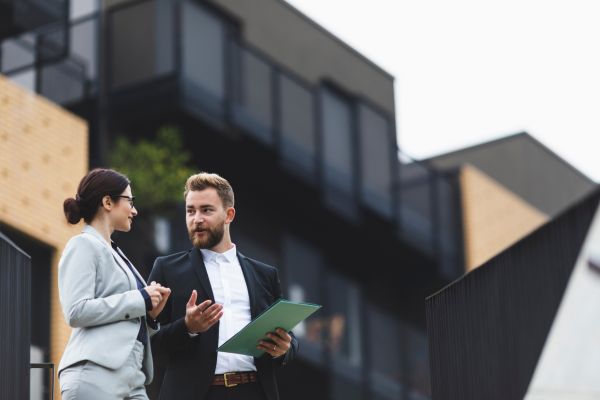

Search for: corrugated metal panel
xmin=0 ymin=231 xmax=31 ymax=400
xmin=426 ymin=189 xmax=600 ymax=400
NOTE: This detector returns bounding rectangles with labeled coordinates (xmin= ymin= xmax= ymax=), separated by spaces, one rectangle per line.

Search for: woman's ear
xmin=101 ymin=195 xmax=113 ymax=210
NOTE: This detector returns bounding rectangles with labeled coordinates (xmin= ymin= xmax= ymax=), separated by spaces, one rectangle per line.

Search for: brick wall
xmin=0 ymin=75 xmax=88 ymax=399
xmin=460 ymin=164 xmax=548 ymax=271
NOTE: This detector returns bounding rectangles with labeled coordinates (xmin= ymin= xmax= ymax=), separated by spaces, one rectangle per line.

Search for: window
xmin=367 ymin=304 xmax=403 ymax=400
xmin=231 ymin=45 xmax=273 ymax=143
xmin=320 ymin=87 xmax=357 ymax=219
xmin=279 ymin=74 xmax=316 ymax=180
xmin=282 ymin=235 xmax=325 ymax=365
xmin=359 ymin=104 xmax=394 ymax=218
xmin=109 ymin=0 xmax=174 ymax=90
xmin=181 ymin=0 xmax=226 ymax=117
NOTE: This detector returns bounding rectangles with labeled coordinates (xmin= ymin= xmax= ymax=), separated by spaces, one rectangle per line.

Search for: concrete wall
xmin=0 ymin=75 xmax=88 ymax=400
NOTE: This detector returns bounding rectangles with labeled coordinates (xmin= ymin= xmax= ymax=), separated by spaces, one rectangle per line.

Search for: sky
xmin=286 ymin=0 xmax=600 ymax=182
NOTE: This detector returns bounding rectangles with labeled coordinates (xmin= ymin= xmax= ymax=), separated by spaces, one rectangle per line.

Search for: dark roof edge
xmin=424 ymin=131 xmax=597 ymax=185
xmin=277 ymin=0 xmax=395 ymax=81
xmin=426 ymin=185 xmax=600 ymax=301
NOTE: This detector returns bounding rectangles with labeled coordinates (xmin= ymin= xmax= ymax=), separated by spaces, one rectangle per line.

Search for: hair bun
xmin=63 ymin=197 xmax=82 ymax=224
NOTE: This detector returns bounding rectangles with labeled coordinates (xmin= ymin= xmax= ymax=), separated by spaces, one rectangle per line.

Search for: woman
xmin=58 ymin=168 xmax=170 ymax=400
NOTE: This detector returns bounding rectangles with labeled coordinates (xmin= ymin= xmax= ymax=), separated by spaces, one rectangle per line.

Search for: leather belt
xmin=212 ymin=372 xmax=258 ymax=388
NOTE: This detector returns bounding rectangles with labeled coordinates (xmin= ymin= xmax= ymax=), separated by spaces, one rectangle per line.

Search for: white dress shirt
xmin=200 ymin=245 xmax=256 ymax=373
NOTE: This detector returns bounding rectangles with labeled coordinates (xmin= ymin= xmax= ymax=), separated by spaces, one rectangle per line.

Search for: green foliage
xmin=109 ymin=126 xmax=195 ymax=211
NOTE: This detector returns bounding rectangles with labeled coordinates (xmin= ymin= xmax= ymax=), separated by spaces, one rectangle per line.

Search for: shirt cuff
xmin=147 ymin=317 xmax=159 ymax=330
xmin=139 ymin=289 xmax=153 ymax=311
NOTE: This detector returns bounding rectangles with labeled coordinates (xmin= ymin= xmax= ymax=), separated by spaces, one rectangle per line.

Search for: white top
xmin=200 ymin=245 xmax=256 ymax=373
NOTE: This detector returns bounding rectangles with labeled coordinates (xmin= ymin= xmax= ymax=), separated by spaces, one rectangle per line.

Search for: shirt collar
xmin=200 ymin=244 xmax=237 ymax=264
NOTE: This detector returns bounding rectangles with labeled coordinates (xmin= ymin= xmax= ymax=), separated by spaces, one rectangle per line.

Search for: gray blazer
xmin=58 ymin=225 xmax=156 ymax=384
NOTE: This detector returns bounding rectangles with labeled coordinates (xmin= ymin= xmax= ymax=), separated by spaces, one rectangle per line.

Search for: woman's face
xmin=111 ymin=185 xmax=137 ymax=232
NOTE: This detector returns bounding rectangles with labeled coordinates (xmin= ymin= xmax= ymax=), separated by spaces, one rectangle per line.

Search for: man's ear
xmin=225 ymin=207 xmax=236 ymax=224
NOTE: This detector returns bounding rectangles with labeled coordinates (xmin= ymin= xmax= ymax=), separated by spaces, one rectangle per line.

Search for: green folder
xmin=217 ymin=299 xmax=322 ymax=357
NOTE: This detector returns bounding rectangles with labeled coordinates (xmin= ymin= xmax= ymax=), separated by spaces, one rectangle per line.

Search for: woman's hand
xmin=145 ymin=281 xmax=171 ymax=320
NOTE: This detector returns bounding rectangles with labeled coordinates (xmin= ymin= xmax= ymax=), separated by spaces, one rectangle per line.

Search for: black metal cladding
xmin=0 ymin=231 xmax=31 ymax=400
xmin=426 ymin=188 xmax=600 ymax=400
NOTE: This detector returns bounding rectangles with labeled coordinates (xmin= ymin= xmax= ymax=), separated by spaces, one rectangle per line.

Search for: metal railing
xmin=31 ymin=363 xmax=55 ymax=400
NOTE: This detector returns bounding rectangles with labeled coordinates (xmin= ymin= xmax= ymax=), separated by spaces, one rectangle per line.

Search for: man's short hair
xmin=184 ymin=172 xmax=235 ymax=208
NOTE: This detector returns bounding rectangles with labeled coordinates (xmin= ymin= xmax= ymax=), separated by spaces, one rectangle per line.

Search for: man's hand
xmin=257 ymin=328 xmax=292 ymax=358
xmin=184 ymin=290 xmax=223 ymax=333
xmin=146 ymin=281 xmax=171 ymax=320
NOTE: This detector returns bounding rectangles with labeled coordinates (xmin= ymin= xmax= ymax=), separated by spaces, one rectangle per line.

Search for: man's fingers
xmin=202 ymin=304 xmax=223 ymax=320
xmin=275 ymin=328 xmax=292 ymax=342
xmin=266 ymin=333 xmax=287 ymax=348
xmin=256 ymin=341 xmax=278 ymax=356
xmin=186 ymin=290 xmax=197 ymax=308
xmin=197 ymin=299 xmax=213 ymax=312
xmin=205 ymin=311 xmax=223 ymax=326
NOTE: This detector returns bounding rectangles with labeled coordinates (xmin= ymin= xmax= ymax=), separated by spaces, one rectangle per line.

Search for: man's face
xmin=186 ymin=188 xmax=229 ymax=249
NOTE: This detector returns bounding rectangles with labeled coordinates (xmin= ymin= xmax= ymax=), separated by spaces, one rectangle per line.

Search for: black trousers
xmin=204 ymin=382 xmax=267 ymax=400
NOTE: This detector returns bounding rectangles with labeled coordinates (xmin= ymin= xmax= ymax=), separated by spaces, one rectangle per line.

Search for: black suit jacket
xmin=148 ymin=248 xmax=298 ymax=400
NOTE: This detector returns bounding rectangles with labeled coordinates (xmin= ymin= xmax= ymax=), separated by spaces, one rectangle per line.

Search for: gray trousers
xmin=59 ymin=341 xmax=148 ymax=400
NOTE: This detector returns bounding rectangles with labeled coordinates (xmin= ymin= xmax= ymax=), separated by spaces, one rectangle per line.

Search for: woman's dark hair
xmin=63 ymin=168 xmax=130 ymax=224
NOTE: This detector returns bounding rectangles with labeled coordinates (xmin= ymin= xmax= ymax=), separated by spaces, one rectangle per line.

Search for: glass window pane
xmin=38 ymin=23 xmax=67 ymax=63
xmin=7 ymin=69 xmax=36 ymax=92
xmin=283 ymin=235 xmax=324 ymax=365
xmin=359 ymin=104 xmax=393 ymax=218
xmin=109 ymin=0 xmax=174 ymax=90
xmin=320 ymin=88 xmax=357 ymax=219
xmin=231 ymin=46 xmax=273 ymax=144
xmin=398 ymin=162 xmax=435 ymax=254
xmin=1 ymin=35 xmax=35 ymax=73
xmin=405 ymin=326 xmax=431 ymax=399
xmin=279 ymin=74 xmax=316 ymax=179
xmin=70 ymin=18 xmax=97 ymax=83
xmin=327 ymin=271 xmax=362 ymax=380
xmin=181 ymin=0 xmax=225 ymax=117
xmin=368 ymin=305 xmax=403 ymax=400
xmin=70 ymin=0 xmax=98 ymax=20
xmin=39 ymin=59 xmax=85 ymax=104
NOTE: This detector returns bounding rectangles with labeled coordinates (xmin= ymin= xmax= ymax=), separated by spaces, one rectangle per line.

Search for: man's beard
xmin=189 ymin=224 xmax=225 ymax=249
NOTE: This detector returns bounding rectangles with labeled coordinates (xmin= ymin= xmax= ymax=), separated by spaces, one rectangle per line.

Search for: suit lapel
xmin=81 ymin=225 xmax=136 ymax=289
xmin=109 ymin=247 xmax=137 ymax=289
xmin=114 ymin=245 xmax=147 ymax=285
xmin=189 ymin=248 xmax=215 ymax=302
xmin=237 ymin=252 xmax=259 ymax=319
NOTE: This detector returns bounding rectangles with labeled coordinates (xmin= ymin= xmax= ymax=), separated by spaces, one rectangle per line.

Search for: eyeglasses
xmin=115 ymin=195 xmax=135 ymax=208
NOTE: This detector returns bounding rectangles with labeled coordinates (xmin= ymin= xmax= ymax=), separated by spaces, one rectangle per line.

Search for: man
xmin=148 ymin=172 xmax=297 ymax=400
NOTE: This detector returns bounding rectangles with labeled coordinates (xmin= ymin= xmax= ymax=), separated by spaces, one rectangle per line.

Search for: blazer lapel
xmin=237 ymin=252 xmax=259 ymax=319
xmin=82 ymin=225 xmax=136 ymax=289
xmin=189 ymin=248 xmax=215 ymax=302
xmin=114 ymin=245 xmax=147 ymax=285
xmin=109 ymin=247 xmax=137 ymax=289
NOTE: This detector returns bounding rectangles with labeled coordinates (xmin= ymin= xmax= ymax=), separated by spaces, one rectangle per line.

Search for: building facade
xmin=1 ymin=1 xmax=463 ymax=399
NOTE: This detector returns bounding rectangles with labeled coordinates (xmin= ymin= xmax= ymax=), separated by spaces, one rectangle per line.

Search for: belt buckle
xmin=223 ymin=372 xmax=238 ymax=388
